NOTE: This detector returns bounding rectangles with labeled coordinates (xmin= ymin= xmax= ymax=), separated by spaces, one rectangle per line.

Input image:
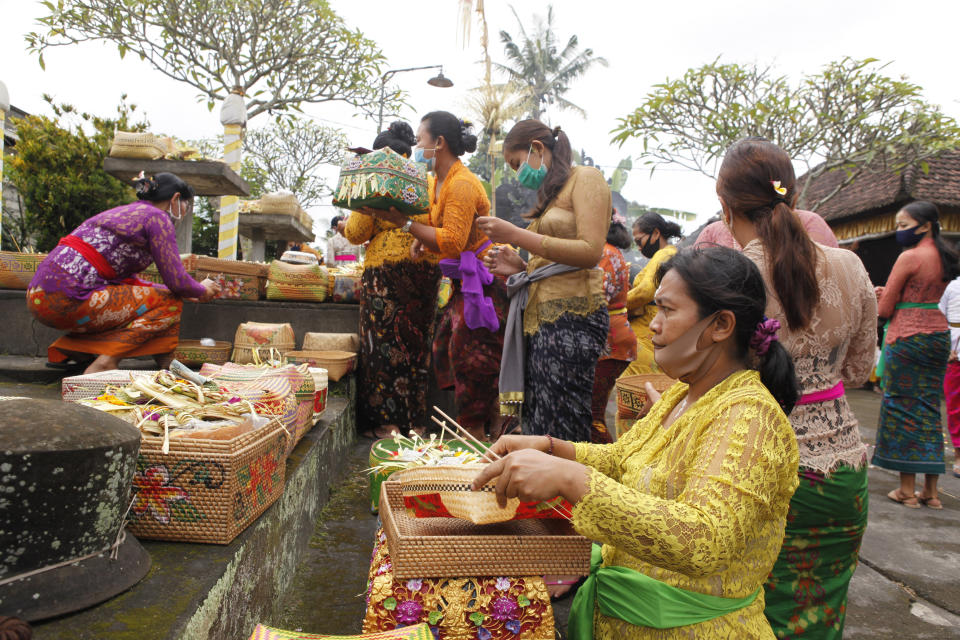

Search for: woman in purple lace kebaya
xmin=27 ymin=172 xmax=221 ymax=374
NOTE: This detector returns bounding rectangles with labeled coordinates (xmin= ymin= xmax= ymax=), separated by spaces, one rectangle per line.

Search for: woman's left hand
xmin=472 ymin=449 xmax=587 ymax=507
xmin=358 ymin=206 xmax=407 ymax=228
xmin=477 ymin=216 xmax=519 ymax=244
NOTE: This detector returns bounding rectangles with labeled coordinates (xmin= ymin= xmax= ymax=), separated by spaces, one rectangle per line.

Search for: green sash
xmin=875 ymin=302 xmax=941 ymax=382
xmin=568 ymin=545 xmax=760 ymax=639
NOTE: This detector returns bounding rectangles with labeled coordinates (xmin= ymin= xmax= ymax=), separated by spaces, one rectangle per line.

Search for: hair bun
xmin=552 ymin=126 xmax=562 ymax=139
xmin=133 ymin=173 xmax=159 ymax=199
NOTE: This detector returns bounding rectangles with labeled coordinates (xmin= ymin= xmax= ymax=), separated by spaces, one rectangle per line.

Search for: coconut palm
xmin=497 ymin=5 xmax=608 ymax=120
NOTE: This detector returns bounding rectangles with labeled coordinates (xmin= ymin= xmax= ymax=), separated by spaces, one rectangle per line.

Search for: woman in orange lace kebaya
xmin=474 ymin=246 xmax=800 ymax=639
xmin=27 ymin=173 xmax=221 ymax=374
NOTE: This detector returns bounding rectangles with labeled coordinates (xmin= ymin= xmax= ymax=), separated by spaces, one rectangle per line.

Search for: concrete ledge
xmin=0 ymin=289 xmax=360 ymax=357
xmin=33 ymin=377 xmax=357 ymax=640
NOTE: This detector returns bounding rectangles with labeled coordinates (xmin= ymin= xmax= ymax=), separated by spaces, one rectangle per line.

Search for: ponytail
xmin=902 ymin=201 xmax=960 ymax=282
xmin=758 ymin=340 xmax=799 ymax=415
xmin=503 ymin=119 xmax=572 ymax=219
xmin=754 ymin=202 xmax=820 ymax=330
xmin=717 ymin=138 xmax=819 ymax=331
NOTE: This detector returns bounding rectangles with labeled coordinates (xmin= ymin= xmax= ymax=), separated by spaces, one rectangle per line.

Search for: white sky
xmin=3 ymin=0 xmax=960 ymax=235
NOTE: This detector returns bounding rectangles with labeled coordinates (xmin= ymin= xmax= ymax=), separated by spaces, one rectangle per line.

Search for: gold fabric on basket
xmin=363 ymin=528 xmax=555 ymax=640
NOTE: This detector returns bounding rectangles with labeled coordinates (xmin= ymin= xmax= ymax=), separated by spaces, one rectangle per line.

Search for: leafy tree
xmin=497 ymin=5 xmax=608 ymax=120
xmin=26 ymin=0 xmax=395 ymax=121
xmin=611 ymin=57 xmax=960 ymax=210
xmin=243 ymin=120 xmax=347 ymax=209
xmin=7 ymin=95 xmax=147 ymax=251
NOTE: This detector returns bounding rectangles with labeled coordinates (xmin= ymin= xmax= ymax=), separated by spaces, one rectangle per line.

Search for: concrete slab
xmin=103 ymin=158 xmax=250 ymax=197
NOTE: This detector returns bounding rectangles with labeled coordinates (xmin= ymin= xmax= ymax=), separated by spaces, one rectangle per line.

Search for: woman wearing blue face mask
xmin=873 ymin=200 xmax=959 ymax=509
xmin=478 ymin=119 xmax=611 ymax=446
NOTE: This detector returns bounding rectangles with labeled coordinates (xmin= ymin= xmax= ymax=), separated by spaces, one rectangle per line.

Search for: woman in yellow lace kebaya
xmin=345 ymin=122 xmax=441 ymax=439
xmin=622 ymin=213 xmax=683 ymax=378
xmin=479 ymin=119 xmax=611 ymax=442
xmin=474 ymin=246 xmax=801 ymax=639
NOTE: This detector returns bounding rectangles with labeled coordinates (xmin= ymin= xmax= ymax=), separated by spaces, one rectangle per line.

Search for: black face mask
xmin=640 ymin=234 xmax=659 ymax=259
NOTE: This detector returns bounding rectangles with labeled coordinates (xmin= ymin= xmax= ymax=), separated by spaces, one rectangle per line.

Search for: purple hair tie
xmin=751 ymin=317 xmax=780 ymax=357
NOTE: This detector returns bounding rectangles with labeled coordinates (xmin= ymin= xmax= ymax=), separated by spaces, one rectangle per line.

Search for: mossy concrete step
xmin=33 ymin=376 xmax=357 ymax=640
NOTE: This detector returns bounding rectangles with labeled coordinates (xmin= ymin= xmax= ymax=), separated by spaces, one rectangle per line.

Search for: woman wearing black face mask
xmin=873 ymin=200 xmax=959 ymax=509
xmin=615 ymin=213 xmax=683 ymax=434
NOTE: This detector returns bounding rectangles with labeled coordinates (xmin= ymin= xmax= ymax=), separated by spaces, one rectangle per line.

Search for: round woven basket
xmin=173 ymin=340 xmax=233 ymax=367
xmin=393 ymin=464 xmax=519 ymax=525
xmin=284 ymin=350 xmax=356 ymax=381
xmin=615 ymin=373 xmax=676 ymax=418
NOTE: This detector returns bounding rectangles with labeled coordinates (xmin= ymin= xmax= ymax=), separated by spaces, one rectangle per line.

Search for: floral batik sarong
xmin=27 ymin=284 xmax=183 ymax=362
xmin=363 ymin=528 xmax=554 ymax=640
xmin=432 ymin=278 xmax=508 ymax=434
xmin=522 ymin=310 xmax=608 ymax=441
xmin=764 ymin=465 xmax=868 ymax=640
xmin=358 ymin=261 xmax=441 ymax=433
xmin=872 ymin=331 xmax=949 ymax=474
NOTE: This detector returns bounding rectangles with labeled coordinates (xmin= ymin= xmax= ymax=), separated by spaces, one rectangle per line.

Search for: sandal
xmin=916 ymin=493 xmax=944 ymax=510
xmin=887 ymin=489 xmax=920 ymax=508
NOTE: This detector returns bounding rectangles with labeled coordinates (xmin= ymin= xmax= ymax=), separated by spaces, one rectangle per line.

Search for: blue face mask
xmin=895 ymin=225 xmax=925 ymax=247
xmin=414 ymin=146 xmax=436 ymax=172
xmin=516 ymin=146 xmax=548 ymax=190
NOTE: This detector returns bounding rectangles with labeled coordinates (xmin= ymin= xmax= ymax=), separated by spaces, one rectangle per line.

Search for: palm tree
xmin=497 ymin=5 xmax=608 ymax=120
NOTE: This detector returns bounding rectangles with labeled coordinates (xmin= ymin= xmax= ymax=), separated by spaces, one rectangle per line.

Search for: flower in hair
xmin=133 ymin=171 xmax=146 ymax=182
xmin=750 ymin=316 xmax=781 ymax=357
xmin=771 ymin=180 xmax=787 ymax=196
xmin=612 ymin=211 xmax=627 ymax=225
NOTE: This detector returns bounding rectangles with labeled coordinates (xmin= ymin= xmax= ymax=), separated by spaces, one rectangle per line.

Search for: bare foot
xmin=544 ymin=574 xmax=581 ymax=600
xmin=84 ymin=354 xmax=121 ymax=374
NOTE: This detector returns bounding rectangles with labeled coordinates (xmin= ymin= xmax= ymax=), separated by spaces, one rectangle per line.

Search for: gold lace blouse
xmin=572 ymin=370 xmax=799 ymax=639
xmin=343 ymin=211 xmax=436 ymax=269
xmin=523 ymin=166 xmax=611 ymax=335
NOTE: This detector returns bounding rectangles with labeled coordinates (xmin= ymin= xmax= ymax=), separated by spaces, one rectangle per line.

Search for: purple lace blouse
xmin=29 ymin=201 xmax=206 ymax=300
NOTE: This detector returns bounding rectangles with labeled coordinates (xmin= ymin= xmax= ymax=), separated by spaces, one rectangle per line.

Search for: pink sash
xmin=796 ymin=381 xmax=845 ymax=406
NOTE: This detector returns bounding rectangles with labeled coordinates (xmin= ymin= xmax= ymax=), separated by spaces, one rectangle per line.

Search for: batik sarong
xmin=764 ymin=465 xmax=868 ymax=640
xmin=432 ymin=277 xmax=508 ymax=434
xmin=358 ymin=261 xmax=441 ymax=433
xmin=521 ymin=309 xmax=608 ymax=441
xmin=27 ymin=284 xmax=182 ymax=362
xmin=589 ymin=358 xmax=629 ymax=444
xmin=872 ymin=331 xmax=949 ymax=474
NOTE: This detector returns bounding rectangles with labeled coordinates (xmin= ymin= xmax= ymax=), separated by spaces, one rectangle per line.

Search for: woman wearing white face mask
xmin=27 ymin=172 xmax=221 ymax=374
xmin=477 ymin=119 xmax=611 ymax=445
xmin=473 ymin=246 xmax=800 ymax=639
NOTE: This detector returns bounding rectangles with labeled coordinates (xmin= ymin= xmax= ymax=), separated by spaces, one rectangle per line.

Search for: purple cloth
xmin=29 ymin=201 xmax=206 ymax=300
xmin=439 ymin=241 xmax=499 ymax=331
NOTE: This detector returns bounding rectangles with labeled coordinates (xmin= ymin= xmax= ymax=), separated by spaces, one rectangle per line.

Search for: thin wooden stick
xmin=433 ymin=405 xmax=489 ymax=452
xmin=430 ymin=416 xmax=493 ymax=459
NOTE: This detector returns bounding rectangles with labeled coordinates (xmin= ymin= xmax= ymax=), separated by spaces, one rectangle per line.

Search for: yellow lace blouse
xmin=523 ymin=166 xmax=611 ymax=335
xmin=572 ymin=370 xmax=799 ymax=639
xmin=343 ymin=211 xmax=436 ymax=269
xmin=626 ymin=244 xmax=678 ymax=339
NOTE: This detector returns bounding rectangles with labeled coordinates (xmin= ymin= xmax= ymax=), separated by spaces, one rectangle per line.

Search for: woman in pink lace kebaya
xmin=28 ymin=173 xmax=221 ymax=374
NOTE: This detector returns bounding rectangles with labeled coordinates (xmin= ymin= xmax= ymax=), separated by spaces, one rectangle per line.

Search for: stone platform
xmin=32 ymin=376 xmax=358 ymax=640
xmin=0 ymin=289 xmax=360 ymax=358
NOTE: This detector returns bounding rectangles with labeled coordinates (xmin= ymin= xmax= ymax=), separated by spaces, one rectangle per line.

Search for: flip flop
xmin=545 ymin=576 xmax=586 ymax=602
xmin=887 ymin=489 xmax=920 ymax=508
xmin=916 ymin=493 xmax=944 ymax=510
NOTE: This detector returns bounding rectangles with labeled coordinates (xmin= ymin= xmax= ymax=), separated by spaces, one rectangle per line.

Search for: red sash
xmin=58 ymin=235 xmax=151 ymax=286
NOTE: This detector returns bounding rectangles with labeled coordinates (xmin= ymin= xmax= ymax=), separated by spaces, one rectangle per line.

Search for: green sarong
xmin=875 ymin=302 xmax=940 ymax=382
xmin=568 ymin=545 xmax=761 ymax=639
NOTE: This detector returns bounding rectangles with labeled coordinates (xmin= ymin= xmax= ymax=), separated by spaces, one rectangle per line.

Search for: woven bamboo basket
xmin=284 ymin=350 xmax=355 ymax=381
xmin=128 ymin=420 xmax=288 ymax=544
xmin=248 ymin=623 xmax=434 ymax=640
xmin=259 ymin=192 xmax=300 ymax=215
xmin=266 ymin=261 xmax=329 ymax=302
xmin=174 ymin=340 xmax=233 ymax=367
xmin=615 ymin=373 xmax=676 ymax=418
xmin=302 ymin=332 xmax=360 ymax=353
xmin=108 ymin=131 xmax=168 ymax=160
xmin=380 ymin=481 xmax=590 ymax=579
xmin=232 ymin=322 xmax=296 ymax=364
